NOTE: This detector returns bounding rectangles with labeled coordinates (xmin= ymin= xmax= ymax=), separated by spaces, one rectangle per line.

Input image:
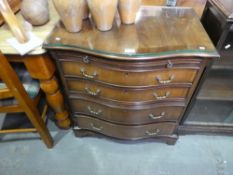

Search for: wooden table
xmin=0 ymin=1 xmax=71 ymax=128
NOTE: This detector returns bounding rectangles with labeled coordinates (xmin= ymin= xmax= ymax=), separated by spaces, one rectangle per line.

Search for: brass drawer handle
xmin=167 ymin=60 xmax=173 ymax=68
xmin=149 ymin=112 xmax=165 ymax=120
xmin=83 ymin=56 xmax=90 ymax=63
xmin=146 ymin=129 xmax=160 ymax=136
xmin=153 ymin=91 xmax=170 ymax=100
xmin=91 ymin=123 xmax=103 ymax=131
xmin=80 ymin=68 xmax=97 ymax=79
xmin=88 ymin=106 xmax=102 ymax=115
xmin=85 ymin=87 xmax=101 ymax=96
xmin=156 ymin=74 xmax=175 ymax=84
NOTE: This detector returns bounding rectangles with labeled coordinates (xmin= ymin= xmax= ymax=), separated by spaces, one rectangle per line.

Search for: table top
xmin=210 ymin=0 xmax=233 ymax=19
xmin=0 ymin=0 xmax=59 ymax=55
xmin=44 ymin=6 xmax=218 ymax=60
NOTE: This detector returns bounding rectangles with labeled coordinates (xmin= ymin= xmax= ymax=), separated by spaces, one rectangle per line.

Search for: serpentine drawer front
xmin=66 ymin=79 xmax=190 ymax=102
xmin=61 ymin=60 xmax=199 ymax=87
xmin=71 ymin=98 xmax=185 ymax=125
xmin=74 ymin=115 xmax=177 ymax=140
xmin=44 ymin=6 xmax=219 ymax=144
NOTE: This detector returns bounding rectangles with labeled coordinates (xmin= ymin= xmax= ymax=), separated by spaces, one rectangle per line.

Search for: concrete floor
xmin=0 ymin=122 xmax=233 ymax=175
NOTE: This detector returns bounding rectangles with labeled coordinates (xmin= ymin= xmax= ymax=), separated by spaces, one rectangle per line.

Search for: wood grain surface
xmin=71 ymin=98 xmax=185 ymax=125
xmin=44 ymin=6 xmax=218 ymax=60
xmin=74 ymin=115 xmax=177 ymax=140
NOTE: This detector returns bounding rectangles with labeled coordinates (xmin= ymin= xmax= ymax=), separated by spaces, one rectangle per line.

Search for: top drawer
xmin=56 ymin=53 xmax=202 ymax=87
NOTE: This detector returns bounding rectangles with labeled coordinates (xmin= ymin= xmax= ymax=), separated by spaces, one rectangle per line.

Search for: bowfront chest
xmin=44 ymin=6 xmax=218 ymax=144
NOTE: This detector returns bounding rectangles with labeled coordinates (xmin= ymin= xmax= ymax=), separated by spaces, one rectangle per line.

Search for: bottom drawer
xmin=74 ymin=115 xmax=177 ymax=140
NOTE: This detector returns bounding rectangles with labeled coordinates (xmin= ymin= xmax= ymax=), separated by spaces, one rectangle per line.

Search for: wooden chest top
xmin=44 ymin=6 xmax=218 ymax=60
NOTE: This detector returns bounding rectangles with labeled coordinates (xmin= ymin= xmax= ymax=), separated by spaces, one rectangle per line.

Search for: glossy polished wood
xmin=67 ymin=79 xmax=190 ymax=102
xmin=62 ymin=61 xmax=199 ymax=87
xmin=46 ymin=6 xmax=218 ymax=143
xmin=44 ymin=6 xmax=218 ymax=60
xmin=71 ymin=98 xmax=184 ymax=124
xmin=74 ymin=115 xmax=177 ymax=140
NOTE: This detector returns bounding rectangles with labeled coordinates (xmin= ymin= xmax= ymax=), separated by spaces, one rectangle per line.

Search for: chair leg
xmin=21 ymin=100 xmax=53 ymax=148
xmin=13 ymin=87 xmax=54 ymax=148
xmin=24 ymin=107 xmax=54 ymax=148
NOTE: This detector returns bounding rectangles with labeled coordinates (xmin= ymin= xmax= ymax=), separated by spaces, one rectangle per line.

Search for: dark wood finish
xmin=74 ymin=115 xmax=177 ymax=140
xmin=45 ymin=7 xmax=218 ymax=144
xmin=67 ymin=79 xmax=190 ymax=102
xmin=0 ymin=52 xmax=53 ymax=148
xmin=73 ymin=129 xmax=178 ymax=145
xmin=44 ymin=7 xmax=218 ymax=60
xmin=71 ymin=98 xmax=185 ymax=125
xmin=61 ymin=60 xmax=199 ymax=87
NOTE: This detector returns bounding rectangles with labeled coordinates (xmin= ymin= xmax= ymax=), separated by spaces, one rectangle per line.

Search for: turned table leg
xmin=24 ymin=54 xmax=71 ymax=129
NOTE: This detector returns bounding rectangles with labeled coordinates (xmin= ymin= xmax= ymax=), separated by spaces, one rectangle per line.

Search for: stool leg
xmin=24 ymin=106 xmax=54 ymax=148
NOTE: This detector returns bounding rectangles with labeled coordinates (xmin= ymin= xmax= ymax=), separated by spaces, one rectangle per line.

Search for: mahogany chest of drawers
xmin=44 ymin=6 xmax=218 ymax=144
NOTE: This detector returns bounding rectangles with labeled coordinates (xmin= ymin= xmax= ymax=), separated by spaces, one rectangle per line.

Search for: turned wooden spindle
xmin=24 ymin=55 xmax=71 ymax=129
xmin=40 ymin=78 xmax=71 ymax=128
